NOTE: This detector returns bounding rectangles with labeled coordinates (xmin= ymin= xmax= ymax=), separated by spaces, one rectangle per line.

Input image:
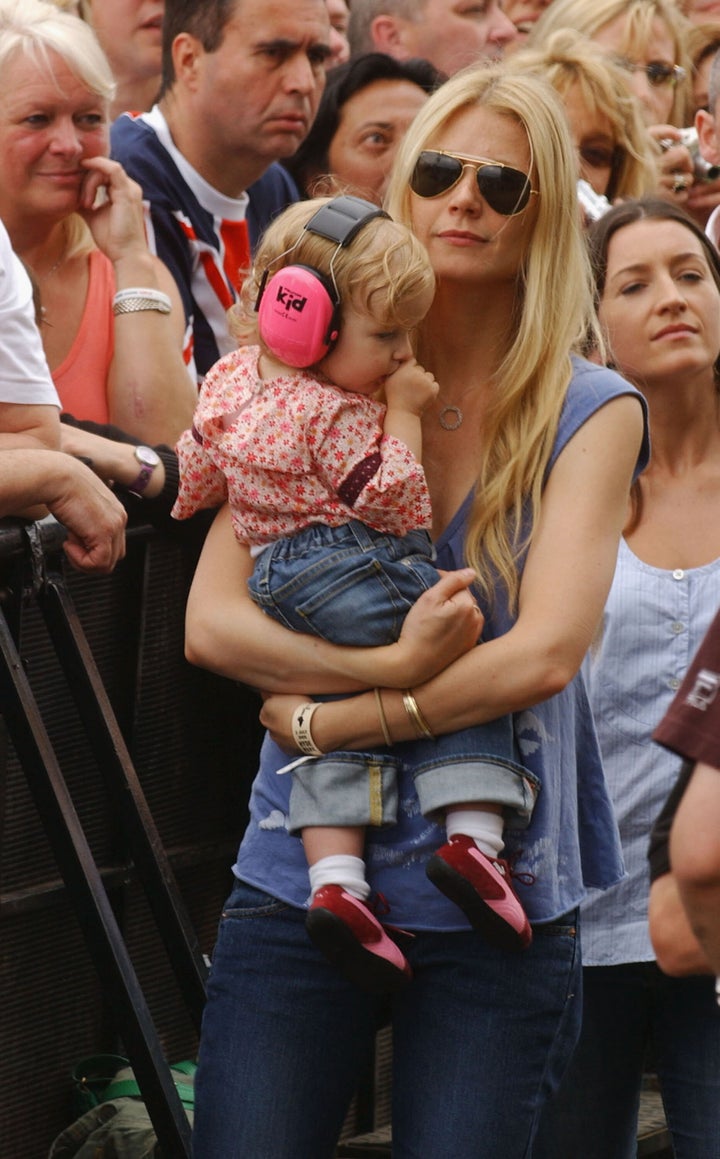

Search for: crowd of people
xmin=3 ymin=0 xmax=720 ymax=1155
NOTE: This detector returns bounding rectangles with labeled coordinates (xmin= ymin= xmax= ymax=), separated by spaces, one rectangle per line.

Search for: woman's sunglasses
xmin=409 ymin=150 xmax=539 ymax=216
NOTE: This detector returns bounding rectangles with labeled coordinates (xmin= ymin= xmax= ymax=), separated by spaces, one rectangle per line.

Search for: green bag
xmin=48 ymin=1057 xmax=196 ymax=1159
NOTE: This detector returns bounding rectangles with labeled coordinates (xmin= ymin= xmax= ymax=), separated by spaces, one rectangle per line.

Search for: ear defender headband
xmin=255 ymin=194 xmax=389 ymax=368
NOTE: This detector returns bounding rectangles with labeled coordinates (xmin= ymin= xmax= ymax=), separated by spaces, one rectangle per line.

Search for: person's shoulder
xmin=111 ymin=113 xmax=178 ymax=198
xmin=111 ymin=111 xmax=156 ymax=153
xmin=568 ymin=353 xmax=639 ymax=402
xmin=565 ymin=353 xmax=647 ymax=429
xmin=248 ymin=163 xmax=301 ymax=204
xmin=246 ymin=164 xmax=301 ymax=245
xmin=548 ymin=355 xmax=649 ymax=476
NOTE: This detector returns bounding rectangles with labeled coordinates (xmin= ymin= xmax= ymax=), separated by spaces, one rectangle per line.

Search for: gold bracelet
xmin=374 ymin=687 xmax=392 ymax=746
xmin=291 ymin=702 xmax=323 ymax=756
xmin=402 ymin=689 xmax=435 ymax=740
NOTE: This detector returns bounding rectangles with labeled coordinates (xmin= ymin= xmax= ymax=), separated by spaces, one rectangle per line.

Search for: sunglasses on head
xmin=409 ymin=150 xmax=539 ymax=216
xmin=617 ymin=59 xmax=686 ymax=87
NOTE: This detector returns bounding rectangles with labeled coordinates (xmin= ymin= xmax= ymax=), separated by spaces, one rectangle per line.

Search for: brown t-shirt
xmin=650 ymin=605 xmax=720 ymax=882
xmin=654 ymin=604 xmax=720 ymax=769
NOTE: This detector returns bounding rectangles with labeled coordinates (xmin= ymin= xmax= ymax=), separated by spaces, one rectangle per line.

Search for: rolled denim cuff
xmin=288 ymin=753 xmax=400 ymax=834
xmin=413 ymin=757 xmax=540 ymax=830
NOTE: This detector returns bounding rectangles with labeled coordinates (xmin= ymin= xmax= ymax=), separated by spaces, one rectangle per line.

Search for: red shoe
xmin=306 ymin=885 xmax=412 ymax=993
xmin=426 ymin=834 xmax=532 ymax=952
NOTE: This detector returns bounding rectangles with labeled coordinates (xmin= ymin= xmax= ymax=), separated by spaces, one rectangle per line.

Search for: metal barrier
xmin=0 ymin=514 xmax=263 ymax=1157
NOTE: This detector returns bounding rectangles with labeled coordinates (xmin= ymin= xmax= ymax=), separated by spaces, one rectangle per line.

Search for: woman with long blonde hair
xmin=187 ymin=66 xmax=649 ymax=1158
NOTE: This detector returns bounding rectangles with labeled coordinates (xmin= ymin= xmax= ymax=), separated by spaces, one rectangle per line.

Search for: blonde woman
xmin=187 ymin=67 xmax=648 ymax=1159
xmin=0 ymin=0 xmax=196 ymax=447
xmin=506 ymin=28 xmax=658 ymax=202
xmin=530 ymin=0 xmax=698 ymax=200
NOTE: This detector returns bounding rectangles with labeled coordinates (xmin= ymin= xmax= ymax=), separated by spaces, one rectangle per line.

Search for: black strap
xmin=304 ymin=194 xmax=389 ymax=247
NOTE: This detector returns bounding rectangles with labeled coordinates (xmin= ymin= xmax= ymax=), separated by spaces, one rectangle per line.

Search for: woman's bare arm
xmin=80 ymin=156 xmax=197 ymax=446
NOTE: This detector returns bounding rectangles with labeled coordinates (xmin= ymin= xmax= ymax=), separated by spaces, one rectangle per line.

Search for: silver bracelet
xmin=291 ymin=702 xmax=323 ymax=756
xmin=112 ymin=287 xmax=172 ymax=316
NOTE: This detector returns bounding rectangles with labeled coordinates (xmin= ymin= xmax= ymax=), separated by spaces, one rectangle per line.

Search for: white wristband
xmin=291 ymin=702 xmax=323 ymax=756
xmin=112 ymin=287 xmax=172 ymax=316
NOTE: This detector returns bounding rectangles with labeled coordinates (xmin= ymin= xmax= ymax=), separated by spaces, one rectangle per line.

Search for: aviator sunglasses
xmin=410 ymin=150 xmax=539 ymax=215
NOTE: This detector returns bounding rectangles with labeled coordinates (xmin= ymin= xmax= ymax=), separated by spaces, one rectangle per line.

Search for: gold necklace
xmin=36 ymin=226 xmax=69 ymax=325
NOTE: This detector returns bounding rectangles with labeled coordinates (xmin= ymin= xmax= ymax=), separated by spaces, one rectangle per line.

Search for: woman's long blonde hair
xmin=529 ymin=0 xmax=692 ymax=126
xmin=386 ymin=65 xmax=600 ymax=610
xmin=505 ymin=29 xmax=658 ymax=200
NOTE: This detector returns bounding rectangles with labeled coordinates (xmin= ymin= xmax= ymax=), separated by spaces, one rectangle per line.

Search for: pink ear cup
xmin=257 ymin=265 xmax=339 ymax=368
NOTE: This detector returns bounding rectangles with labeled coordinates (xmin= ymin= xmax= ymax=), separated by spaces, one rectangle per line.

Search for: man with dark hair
xmin=347 ymin=0 xmax=517 ymax=76
xmin=111 ymin=0 xmax=331 ymax=380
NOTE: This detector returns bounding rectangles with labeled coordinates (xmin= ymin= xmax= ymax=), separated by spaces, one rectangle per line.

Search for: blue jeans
xmin=532 ymin=961 xmax=720 ymax=1159
xmin=192 ymin=879 xmax=581 ymax=1159
xmin=249 ymin=520 xmax=537 ymax=831
xmin=248 ymin=521 xmax=439 ymax=645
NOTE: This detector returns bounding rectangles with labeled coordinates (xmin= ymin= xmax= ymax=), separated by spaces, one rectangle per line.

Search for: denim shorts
xmin=248 ymin=520 xmax=438 ymax=645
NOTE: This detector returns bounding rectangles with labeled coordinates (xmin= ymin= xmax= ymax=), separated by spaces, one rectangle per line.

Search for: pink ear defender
xmin=255 ymin=195 xmax=389 ymax=368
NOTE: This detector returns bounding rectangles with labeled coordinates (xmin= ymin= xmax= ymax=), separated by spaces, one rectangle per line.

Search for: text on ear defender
xmin=276 ymin=285 xmax=308 ymax=312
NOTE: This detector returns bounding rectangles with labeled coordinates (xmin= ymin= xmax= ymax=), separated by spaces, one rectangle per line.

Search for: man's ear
xmin=370 ymin=14 xmax=411 ymax=58
xmin=171 ymin=32 xmax=204 ymax=90
xmin=696 ymin=107 xmax=720 ymax=166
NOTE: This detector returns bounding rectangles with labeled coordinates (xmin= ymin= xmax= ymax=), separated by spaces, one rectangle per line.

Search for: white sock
xmin=308 ymin=854 xmax=370 ymax=902
xmin=446 ymin=808 xmax=504 ymax=858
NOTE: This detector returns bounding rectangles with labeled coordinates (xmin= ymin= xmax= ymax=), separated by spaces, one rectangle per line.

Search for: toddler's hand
xmin=384 ymin=359 xmax=439 ymax=416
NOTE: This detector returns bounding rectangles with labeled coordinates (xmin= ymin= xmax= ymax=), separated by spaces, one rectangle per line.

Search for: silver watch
xmin=127 ymin=445 xmax=161 ymax=496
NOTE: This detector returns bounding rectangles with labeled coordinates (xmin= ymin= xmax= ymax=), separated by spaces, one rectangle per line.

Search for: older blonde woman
xmin=186 ymin=65 xmax=648 ymax=1159
xmin=507 ymin=27 xmax=658 ymax=202
xmin=530 ymin=0 xmax=699 ymax=202
xmin=0 ymin=0 xmax=196 ymax=448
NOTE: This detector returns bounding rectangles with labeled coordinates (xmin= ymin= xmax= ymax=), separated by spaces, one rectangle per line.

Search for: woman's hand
xmin=685 ymin=172 xmax=720 ymax=230
xmin=650 ymin=126 xmax=694 ymax=204
xmin=259 ymin=693 xmax=307 ymax=754
xmin=385 ymin=568 xmax=484 ymax=686
xmin=77 ymin=156 xmax=150 ymax=263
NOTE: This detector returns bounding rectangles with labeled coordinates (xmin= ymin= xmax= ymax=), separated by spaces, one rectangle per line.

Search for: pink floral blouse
xmin=172 ymin=346 xmax=432 ymax=545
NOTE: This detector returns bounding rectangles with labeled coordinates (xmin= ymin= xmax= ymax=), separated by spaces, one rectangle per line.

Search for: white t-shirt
xmin=0 ymin=220 xmax=60 ymax=407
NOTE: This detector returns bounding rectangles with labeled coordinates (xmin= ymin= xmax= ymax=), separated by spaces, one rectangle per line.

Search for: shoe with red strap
xmin=426 ymin=833 xmax=533 ymax=952
xmin=306 ymin=884 xmax=412 ymax=993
